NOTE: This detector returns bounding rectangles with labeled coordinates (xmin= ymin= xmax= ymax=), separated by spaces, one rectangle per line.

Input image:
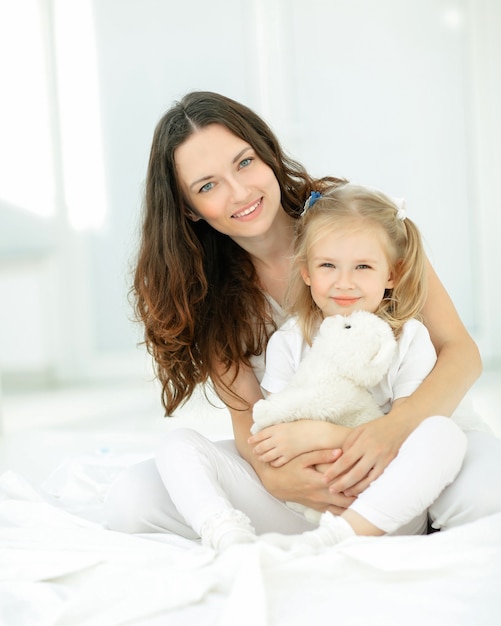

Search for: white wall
xmin=0 ymin=0 xmax=500 ymax=389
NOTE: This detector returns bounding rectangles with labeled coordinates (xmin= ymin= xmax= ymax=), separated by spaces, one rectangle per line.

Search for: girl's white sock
xmin=259 ymin=512 xmax=355 ymax=552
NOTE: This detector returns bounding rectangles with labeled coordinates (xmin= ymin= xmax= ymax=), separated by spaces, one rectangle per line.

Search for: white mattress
xmin=1 ymin=448 xmax=501 ymax=626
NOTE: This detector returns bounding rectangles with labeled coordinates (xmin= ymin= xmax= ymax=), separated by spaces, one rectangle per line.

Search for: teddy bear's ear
xmin=355 ymin=341 xmax=396 ymax=387
xmin=319 ymin=315 xmax=343 ymax=333
xmin=353 ymin=314 xmax=397 ymax=386
xmin=369 ymin=337 xmax=397 ymax=374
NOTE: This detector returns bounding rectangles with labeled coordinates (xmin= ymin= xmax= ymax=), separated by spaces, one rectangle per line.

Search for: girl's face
xmin=301 ymin=225 xmax=395 ymax=318
xmin=175 ymin=124 xmax=282 ymax=242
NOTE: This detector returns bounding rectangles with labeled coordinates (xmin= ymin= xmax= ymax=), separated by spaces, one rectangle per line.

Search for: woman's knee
xmin=104 ymin=458 xmax=167 ymax=533
xmin=429 ymin=431 xmax=501 ymax=529
xmin=155 ymin=427 xmax=208 ymax=458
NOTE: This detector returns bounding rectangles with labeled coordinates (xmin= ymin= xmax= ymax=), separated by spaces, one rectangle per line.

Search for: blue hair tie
xmin=301 ymin=191 xmax=321 ymax=216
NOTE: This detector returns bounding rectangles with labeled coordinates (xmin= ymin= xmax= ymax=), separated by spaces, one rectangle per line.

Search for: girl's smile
xmin=332 ymin=296 xmax=361 ymax=307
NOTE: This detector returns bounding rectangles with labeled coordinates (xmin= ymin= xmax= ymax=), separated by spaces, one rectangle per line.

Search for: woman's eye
xmin=320 ymin=263 xmax=335 ymax=268
xmin=356 ymin=264 xmax=370 ymax=270
xmin=199 ymin=181 xmax=214 ymax=193
xmin=239 ymin=157 xmax=252 ymax=169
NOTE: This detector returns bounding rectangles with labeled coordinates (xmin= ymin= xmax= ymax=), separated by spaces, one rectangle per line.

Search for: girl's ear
xmin=300 ymin=265 xmax=311 ymax=286
xmin=387 ymin=259 xmax=402 ymax=289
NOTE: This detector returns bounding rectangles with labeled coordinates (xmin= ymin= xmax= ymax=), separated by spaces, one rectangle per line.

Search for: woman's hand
xmin=248 ymin=420 xmax=342 ymax=467
xmin=258 ymin=449 xmax=355 ymax=515
xmin=322 ymin=409 xmax=412 ymax=496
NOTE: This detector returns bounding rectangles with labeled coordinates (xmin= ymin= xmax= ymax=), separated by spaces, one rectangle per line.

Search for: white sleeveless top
xmin=249 ymin=295 xmax=288 ymax=384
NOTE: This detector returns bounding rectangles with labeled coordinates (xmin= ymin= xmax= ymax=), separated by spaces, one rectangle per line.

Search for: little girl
xmin=146 ymin=183 xmax=469 ymax=552
xmin=250 ymin=183 xmax=469 ymax=550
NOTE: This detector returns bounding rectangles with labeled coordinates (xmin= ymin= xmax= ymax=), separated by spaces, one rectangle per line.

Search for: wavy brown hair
xmin=133 ymin=91 xmax=344 ymax=415
xmin=287 ymin=183 xmax=428 ymax=343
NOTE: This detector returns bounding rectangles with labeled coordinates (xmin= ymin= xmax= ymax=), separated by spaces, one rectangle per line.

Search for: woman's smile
xmin=231 ymin=198 xmax=263 ymax=220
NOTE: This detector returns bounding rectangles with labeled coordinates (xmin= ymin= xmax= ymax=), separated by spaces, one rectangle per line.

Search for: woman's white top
xmin=248 ymin=295 xmax=288 ymax=385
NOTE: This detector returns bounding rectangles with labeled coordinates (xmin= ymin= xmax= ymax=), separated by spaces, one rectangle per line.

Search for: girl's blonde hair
xmin=287 ymin=183 xmax=428 ymax=343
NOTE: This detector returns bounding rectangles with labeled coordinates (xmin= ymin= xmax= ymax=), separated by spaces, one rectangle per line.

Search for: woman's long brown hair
xmin=133 ymin=91 xmax=343 ymax=414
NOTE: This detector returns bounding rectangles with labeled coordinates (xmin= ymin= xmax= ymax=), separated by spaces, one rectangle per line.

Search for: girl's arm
xmin=323 ymin=258 xmax=482 ymax=496
xmin=214 ymin=361 xmax=354 ymax=514
xmin=249 ymin=419 xmax=348 ymax=467
xmin=247 ymin=321 xmax=347 ymax=467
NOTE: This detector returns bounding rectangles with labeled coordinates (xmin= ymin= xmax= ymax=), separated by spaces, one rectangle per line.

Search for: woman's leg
xmin=429 ymin=430 xmax=501 ymax=530
xmin=104 ymin=428 xmax=315 ymax=541
xmin=104 ymin=455 xmax=198 ymax=538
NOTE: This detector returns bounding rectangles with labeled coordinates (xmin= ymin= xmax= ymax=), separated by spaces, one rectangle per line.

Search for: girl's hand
xmin=322 ymin=411 xmax=411 ymax=496
xmin=259 ymin=448 xmax=355 ymax=515
xmin=248 ymin=420 xmax=343 ymax=467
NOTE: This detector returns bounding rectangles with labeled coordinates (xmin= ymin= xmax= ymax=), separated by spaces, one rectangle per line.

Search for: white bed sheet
xmin=1 ymin=451 xmax=501 ymax=626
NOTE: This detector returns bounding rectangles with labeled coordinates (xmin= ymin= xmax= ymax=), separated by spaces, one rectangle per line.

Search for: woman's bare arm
xmin=417 ymin=259 xmax=482 ymax=409
xmin=322 ymin=258 xmax=482 ymax=496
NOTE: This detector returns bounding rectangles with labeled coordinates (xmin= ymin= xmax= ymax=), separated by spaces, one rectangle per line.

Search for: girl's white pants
xmin=104 ymin=418 xmax=501 ymax=539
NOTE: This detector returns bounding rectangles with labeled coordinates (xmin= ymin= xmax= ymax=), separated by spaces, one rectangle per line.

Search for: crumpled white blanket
xmin=1 ymin=465 xmax=501 ymax=626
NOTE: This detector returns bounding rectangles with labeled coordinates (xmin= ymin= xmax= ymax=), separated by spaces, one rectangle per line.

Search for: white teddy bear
xmin=251 ymin=310 xmax=398 ymax=523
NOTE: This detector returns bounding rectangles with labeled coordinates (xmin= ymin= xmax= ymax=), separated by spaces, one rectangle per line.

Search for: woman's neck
xmin=241 ymin=212 xmax=295 ymax=306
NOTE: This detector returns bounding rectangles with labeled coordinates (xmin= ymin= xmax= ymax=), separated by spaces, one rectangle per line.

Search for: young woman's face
xmin=175 ymin=124 xmax=282 ymax=241
xmin=301 ymin=225 xmax=395 ymax=318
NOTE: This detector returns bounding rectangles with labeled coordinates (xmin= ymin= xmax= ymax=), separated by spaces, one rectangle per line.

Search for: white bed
xmin=2 ymin=440 xmax=501 ymax=626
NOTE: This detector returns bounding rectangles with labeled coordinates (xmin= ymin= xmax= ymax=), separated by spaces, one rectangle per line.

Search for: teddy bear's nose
xmin=344 ymin=324 xmax=352 ymax=329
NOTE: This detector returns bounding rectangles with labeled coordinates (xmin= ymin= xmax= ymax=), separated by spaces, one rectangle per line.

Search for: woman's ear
xmin=183 ymin=203 xmax=201 ymax=222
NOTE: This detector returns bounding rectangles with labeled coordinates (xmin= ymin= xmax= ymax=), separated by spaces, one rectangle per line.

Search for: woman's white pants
xmin=104 ymin=421 xmax=501 ymax=539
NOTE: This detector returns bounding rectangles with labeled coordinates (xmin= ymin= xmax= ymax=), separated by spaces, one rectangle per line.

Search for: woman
xmin=105 ymin=91 xmax=501 ymax=538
